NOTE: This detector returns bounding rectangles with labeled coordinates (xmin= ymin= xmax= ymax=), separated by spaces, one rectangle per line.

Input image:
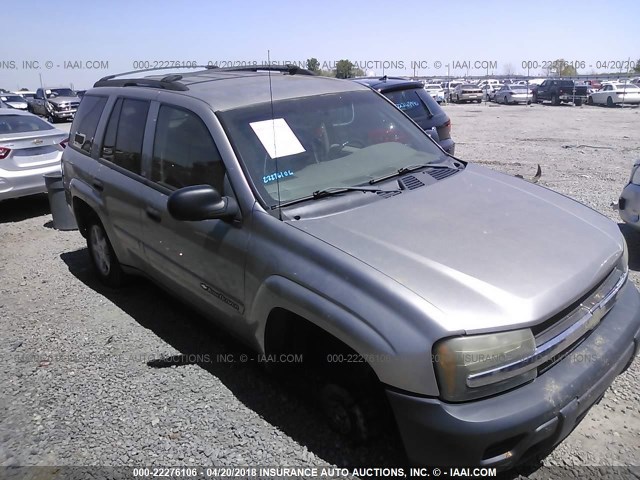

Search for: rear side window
xmin=70 ymin=95 xmax=108 ymax=154
xmin=101 ymin=98 xmax=149 ymax=174
xmin=151 ymin=105 xmax=224 ymax=192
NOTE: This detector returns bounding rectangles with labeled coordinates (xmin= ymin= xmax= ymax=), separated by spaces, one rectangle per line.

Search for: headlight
xmin=433 ymin=329 xmax=536 ymax=402
xmin=630 ymin=161 xmax=640 ymax=185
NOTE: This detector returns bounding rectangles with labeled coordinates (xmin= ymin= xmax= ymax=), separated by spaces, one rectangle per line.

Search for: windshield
xmin=49 ymin=88 xmax=76 ymax=98
xmin=220 ymin=90 xmax=446 ymax=208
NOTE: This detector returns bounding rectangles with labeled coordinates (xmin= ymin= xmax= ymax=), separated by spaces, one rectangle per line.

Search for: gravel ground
xmin=1 ymin=103 xmax=639 ymax=479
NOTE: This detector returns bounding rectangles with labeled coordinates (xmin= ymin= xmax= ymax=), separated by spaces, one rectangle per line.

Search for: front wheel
xmin=532 ymin=93 xmax=538 ymax=103
xmin=47 ymin=113 xmax=57 ymax=124
xmin=321 ymin=384 xmax=371 ymax=443
xmin=504 ymin=96 xmax=509 ymax=105
xmin=87 ymin=218 xmax=125 ymax=287
xmin=552 ymin=94 xmax=560 ymax=106
xmin=588 ymin=96 xmax=594 ymax=105
xmin=607 ymin=96 xmax=614 ymax=108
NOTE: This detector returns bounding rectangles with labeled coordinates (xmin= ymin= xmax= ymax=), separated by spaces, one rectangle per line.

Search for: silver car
xmin=63 ymin=66 xmax=640 ymax=468
xmin=0 ymin=110 xmax=67 ymax=201
xmin=494 ymin=84 xmax=533 ymax=104
xmin=452 ymin=83 xmax=483 ymax=103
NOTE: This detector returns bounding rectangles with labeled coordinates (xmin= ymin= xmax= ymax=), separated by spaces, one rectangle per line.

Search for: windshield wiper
xmin=312 ymin=186 xmax=399 ymax=199
xmin=368 ymin=162 xmax=459 ymax=185
xmin=274 ymin=186 xmax=401 ymax=209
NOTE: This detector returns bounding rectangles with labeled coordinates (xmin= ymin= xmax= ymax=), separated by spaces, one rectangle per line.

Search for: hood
xmin=291 ymin=164 xmax=624 ymax=333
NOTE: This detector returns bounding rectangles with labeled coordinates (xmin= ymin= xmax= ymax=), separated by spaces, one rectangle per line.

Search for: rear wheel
xmin=575 ymin=98 xmax=583 ymax=106
xmin=588 ymin=96 xmax=594 ymax=105
xmin=456 ymin=94 xmax=460 ymax=103
xmin=87 ymin=218 xmax=125 ymax=287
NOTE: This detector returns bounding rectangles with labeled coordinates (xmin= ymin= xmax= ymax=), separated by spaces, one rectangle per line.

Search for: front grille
xmin=466 ymin=267 xmax=627 ymax=389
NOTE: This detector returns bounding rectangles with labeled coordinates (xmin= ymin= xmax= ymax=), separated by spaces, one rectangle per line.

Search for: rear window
xmin=559 ymin=81 xmax=574 ymax=87
xmin=383 ymin=88 xmax=443 ymax=121
xmin=0 ymin=114 xmax=54 ymax=133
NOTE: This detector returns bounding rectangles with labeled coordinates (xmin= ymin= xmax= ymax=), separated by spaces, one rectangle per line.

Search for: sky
xmin=1 ymin=0 xmax=639 ymax=91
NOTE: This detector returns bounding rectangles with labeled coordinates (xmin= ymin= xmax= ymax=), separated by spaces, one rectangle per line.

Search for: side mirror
xmin=167 ymin=185 xmax=239 ymax=222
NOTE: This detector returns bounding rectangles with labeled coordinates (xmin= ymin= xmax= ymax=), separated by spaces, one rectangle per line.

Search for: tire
xmin=575 ymin=99 xmax=583 ymax=107
xmin=87 ymin=218 xmax=125 ymax=287
xmin=532 ymin=93 xmax=538 ymax=103
xmin=321 ymin=384 xmax=370 ymax=443
xmin=476 ymin=99 xmax=481 ymax=103
xmin=607 ymin=96 xmax=614 ymax=108
xmin=504 ymin=96 xmax=509 ymax=105
xmin=456 ymin=95 xmax=460 ymax=103
xmin=47 ymin=113 xmax=57 ymax=124
xmin=552 ymin=94 xmax=560 ymax=106
xmin=588 ymin=96 xmax=594 ymax=105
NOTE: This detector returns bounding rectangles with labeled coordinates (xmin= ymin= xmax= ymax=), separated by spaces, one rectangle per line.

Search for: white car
xmin=494 ymin=84 xmax=532 ymax=104
xmin=588 ymin=83 xmax=640 ymax=107
xmin=0 ymin=110 xmax=67 ymax=201
xmin=423 ymin=83 xmax=446 ymax=103
xmin=0 ymin=94 xmax=29 ymax=111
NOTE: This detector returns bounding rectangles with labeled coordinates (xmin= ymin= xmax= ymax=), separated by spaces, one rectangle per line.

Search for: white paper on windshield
xmin=250 ymin=118 xmax=305 ymax=159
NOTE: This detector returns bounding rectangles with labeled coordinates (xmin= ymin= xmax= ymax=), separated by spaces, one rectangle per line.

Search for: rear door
xmin=93 ymin=96 xmax=152 ymax=269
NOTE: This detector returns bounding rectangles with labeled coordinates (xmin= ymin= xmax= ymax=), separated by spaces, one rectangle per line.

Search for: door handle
xmin=146 ymin=207 xmax=162 ymax=222
xmin=92 ymin=180 xmax=104 ymax=191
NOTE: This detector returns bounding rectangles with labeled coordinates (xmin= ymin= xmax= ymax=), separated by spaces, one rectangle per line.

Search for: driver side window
xmin=150 ymin=105 xmax=225 ymax=193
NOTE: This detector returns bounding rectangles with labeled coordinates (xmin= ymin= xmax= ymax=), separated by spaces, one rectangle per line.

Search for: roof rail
xmin=92 ymin=63 xmax=314 ymax=90
xmin=97 ymin=65 xmax=215 ymax=82
xmin=218 ymin=64 xmax=315 ymax=76
xmin=93 ymin=78 xmax=189 ymax=91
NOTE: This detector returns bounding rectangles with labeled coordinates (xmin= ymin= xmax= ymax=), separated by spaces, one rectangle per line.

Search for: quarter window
xmin=70 ymin=95 xmax=107 ymax=154
xmin=101 ymin=98 xmax=149 ymax=174
xmin=151 ymin=105 xmax=224 ymax=191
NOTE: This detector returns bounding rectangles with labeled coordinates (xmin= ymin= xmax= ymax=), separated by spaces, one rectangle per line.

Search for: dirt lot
xmin=1 ymin=103 xmax=639 ymax=477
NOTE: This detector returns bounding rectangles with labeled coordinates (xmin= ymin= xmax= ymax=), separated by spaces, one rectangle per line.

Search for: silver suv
xmin=62 ymin=66 xmax=640 ymax=468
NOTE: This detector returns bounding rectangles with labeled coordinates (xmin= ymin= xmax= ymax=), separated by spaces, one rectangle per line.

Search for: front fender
xmin=249 ymin=274 xmax=442 ymax=396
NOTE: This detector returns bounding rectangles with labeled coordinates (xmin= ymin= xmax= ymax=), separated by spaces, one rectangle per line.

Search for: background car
xmin=619 ymin=159 xmax=640 ymax=228
xmin=588 ymin=83 xmax=640 ymax=107
xmin=481 ymin=83 xmax=501 ymax=101
xmin=452 ymin=83 xmax=483 ymax=103
xmin=0 ymin=110 xmax=67 ymax=201
xmin=423 ymin=83 xmax=446 ymax=103
xmin=353 ymin=76 xmax=455 ymax=154
xmin=494 ymin=84 xmax=533 ymax=104
xmin=0 ymin=94 xmax=29 ymax=111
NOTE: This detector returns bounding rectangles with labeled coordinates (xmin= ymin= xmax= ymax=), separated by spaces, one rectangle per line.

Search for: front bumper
xmin=386 ymin=279 xmax=640 ymax=468
xmin=52 ymin=109 xmax=76 ymax=120
xmin=0 ymin=163 xmax=61 ymax=201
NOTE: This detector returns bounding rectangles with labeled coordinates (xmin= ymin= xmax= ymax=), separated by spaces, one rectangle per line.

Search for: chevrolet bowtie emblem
xmin=33 ymin=139 xmax=43 ymax=145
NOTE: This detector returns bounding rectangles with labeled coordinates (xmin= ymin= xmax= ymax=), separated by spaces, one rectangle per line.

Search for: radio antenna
xmin=267 ymin=50 xmax=283 ymax=220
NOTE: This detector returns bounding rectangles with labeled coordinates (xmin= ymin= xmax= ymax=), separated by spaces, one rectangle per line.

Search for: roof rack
xmin=93 ymin=63 xmax=314 ymax=90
